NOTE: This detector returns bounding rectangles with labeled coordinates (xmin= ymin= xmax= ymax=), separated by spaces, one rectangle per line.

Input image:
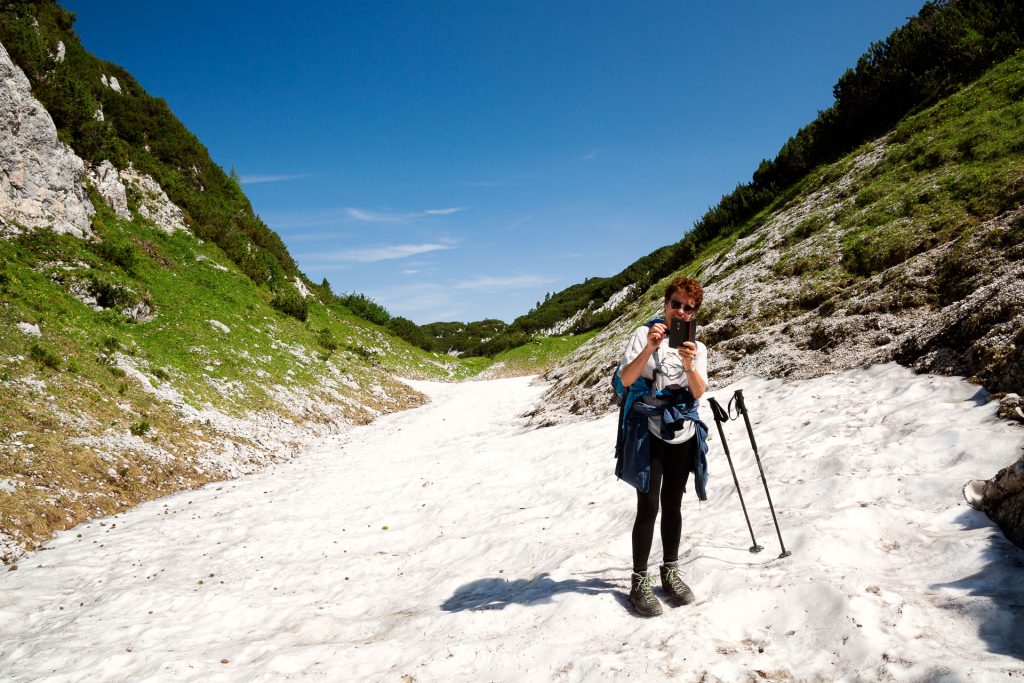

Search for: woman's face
xmin=664 ymin=291 xmax=698 ymax=323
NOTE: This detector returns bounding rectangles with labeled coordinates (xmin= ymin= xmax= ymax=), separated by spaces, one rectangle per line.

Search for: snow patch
xmin=1 ymin=367 xmax=1022 ymax=678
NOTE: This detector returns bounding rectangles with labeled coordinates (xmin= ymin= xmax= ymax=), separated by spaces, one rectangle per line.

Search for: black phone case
xmin=668 ymin=318 xmax=697 ymax=347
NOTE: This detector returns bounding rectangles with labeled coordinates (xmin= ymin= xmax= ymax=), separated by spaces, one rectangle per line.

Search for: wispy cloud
xmin=505 ymin=214 xmax=533 ymax=232
xmin=305 ymin=242 xmax=455 ymax=264
xmin=240 ymin=173 xmax=311 ymax=184
xmin=582 ymin=149 xmax=601 ymax=161
xmin=454 ymin=274 xmax=555 ymax=291
xmin=345 ymin=207 xmax=468 ymax=223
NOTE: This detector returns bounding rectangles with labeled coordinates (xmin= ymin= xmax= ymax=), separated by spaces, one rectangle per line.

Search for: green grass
xmin=484 ymin=329 xmax=602 ymax=377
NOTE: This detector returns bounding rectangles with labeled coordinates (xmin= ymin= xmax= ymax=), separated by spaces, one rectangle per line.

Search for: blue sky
xmin=63 ymin=1 xmax=924 ymax=325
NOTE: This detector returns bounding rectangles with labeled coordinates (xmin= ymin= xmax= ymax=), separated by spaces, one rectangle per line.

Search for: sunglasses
xmin=669 ymin=299 xmax=697 ymax=314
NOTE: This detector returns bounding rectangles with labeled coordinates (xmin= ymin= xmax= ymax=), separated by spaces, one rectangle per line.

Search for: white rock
xmin=0 ymin=478 xmax=19 ymax=493
xmin=87 ymin=161 xmax=131 ymax=220
xmin=120 ymin=164 xmax=187 ymax=233
xmin=294 ymin=277 xmax=313 ymax=298
xmin=100 ymin=74 xmax=122 ymax=93
xmin=0 ymin=42 xmax=95 ymax=238
xmin=53 ymin=41 xmax=65 ymax=63
xmin=93 ymin=106 xmax=104 ymax=122
xmin=17 ymin=321 xmax=41 ymax=336
xmin=209 ymin=320 xmax=231 ymax=334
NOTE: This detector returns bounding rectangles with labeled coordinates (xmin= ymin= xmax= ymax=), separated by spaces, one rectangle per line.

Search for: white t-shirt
xmin=618 ymin=324 xmax=709 ymax=444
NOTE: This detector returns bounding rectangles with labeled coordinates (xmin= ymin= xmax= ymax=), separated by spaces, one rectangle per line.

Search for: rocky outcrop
xmin=528 ymin=137 xmax=1024 ymax=427
xmin=87 ymin=160 xmax=131 ymax=220
xmin=120 ymin=165 xmax=187 ymax=233
xmin=965 ymin=455 xmax=1024 ymax=549
xmin=0 ymin=40 xmax=94 ymax=237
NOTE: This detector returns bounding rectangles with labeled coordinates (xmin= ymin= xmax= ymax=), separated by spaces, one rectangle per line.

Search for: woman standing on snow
xmin=616 ymin=276 xmax=709 ymax=617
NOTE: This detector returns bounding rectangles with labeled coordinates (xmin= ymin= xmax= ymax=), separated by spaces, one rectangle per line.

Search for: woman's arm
xmin=619 ymin=323 xmax=666 ymax=387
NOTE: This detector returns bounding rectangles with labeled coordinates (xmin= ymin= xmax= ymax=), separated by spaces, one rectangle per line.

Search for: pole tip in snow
xmin=778 ymin=550 xmax=792 ymax=559
xmin=749 ymin=544 xmax=764 ymax=554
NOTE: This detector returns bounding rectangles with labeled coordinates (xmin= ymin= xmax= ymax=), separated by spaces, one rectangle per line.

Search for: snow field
xmin=0 ymin=363 xmax=1022 ymax=681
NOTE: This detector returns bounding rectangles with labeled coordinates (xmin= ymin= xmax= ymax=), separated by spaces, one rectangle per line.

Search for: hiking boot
xmin=660 ymin=563 xmax=695 ymax=605
xmin=629 ymin=572 xmax=663 ymax=617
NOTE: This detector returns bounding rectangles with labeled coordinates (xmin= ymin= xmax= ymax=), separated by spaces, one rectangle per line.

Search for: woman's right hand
xmin=647 ymin=323 xmax=667 ymax=350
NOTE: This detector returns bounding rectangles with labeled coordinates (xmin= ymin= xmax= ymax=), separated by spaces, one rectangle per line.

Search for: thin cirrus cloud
xmin=309 ymin=243 xmax=455 ymax=264
xmin=345 ymin=207 xmax=467 ymax=223
xmin=581 ymin=149 xmax=601 ymax=161
xmin=454 ymin=274 xmax=556 ymax=291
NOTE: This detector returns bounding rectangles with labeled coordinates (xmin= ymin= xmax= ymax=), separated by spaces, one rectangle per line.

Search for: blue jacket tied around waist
xmin=613 ymin=320 xmax=710 ymax=500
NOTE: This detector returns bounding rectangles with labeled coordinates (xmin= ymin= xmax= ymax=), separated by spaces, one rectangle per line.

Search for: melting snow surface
xmin=1 ymin=363 xmax=1022 ymax=681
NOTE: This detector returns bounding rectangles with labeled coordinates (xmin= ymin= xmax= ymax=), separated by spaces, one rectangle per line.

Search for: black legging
xmin=632 ymin=435 xmax=696 ymax=573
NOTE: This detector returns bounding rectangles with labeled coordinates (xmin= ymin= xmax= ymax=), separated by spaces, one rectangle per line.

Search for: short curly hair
xmin=664 ymin=276 xmax=703 ymax=309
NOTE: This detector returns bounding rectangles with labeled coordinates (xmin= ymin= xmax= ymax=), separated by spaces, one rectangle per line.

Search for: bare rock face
xmin=87 ymin=160 xmax=131 ymax=220
xmin=119 ymin=165 xmax=187 ymax=233
xmin=0 ymin=40 xmax=94 ymax=237
xmin=966 ymin=455 xmax=1024 ymax=549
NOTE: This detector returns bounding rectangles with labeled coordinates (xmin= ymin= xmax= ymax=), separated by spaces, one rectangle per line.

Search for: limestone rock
xmin=0 ymin=41 xmax=94 ymax=238
xmin=119 ymin=165 xmax=187 ymax=233
xmin=294 ymin=277 xmax=313 ymax=298
xmin=997 ymin=394 xmax=1024 ymax=422
xmin=87 ymin=160 xmax=131 ymax=220
xmin=100 ymin=74 xmax=122 ymax=93
xmin=16 ymin=322 xmax=41 ymax=336
xmin=965 ymin=455 xmax=1024 ymax=549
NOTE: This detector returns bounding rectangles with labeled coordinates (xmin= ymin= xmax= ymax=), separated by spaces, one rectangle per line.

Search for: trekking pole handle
xmin=733 ymin=389 xmax=748 ymax=414
xmin=707 ymin=396 xmax=729 ymax=423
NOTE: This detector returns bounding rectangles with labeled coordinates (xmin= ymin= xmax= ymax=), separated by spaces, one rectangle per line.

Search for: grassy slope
xmin=0 ymin=183 xmax=492 ymax=557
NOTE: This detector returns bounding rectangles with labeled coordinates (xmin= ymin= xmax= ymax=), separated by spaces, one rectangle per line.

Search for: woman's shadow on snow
xmin=930 ymin=508 xmax=1024 ymax=659
xmin=441 ymin=572 xmax=623 ymax=612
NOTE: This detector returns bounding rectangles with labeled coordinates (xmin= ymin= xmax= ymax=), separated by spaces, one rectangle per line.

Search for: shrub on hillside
xmin=270 ymin=286 xmax=308 ymax=322
xmin=91 ymin=238 xmax=137 ymax=272
xmin=29 ymin=343 xmax=62 ymax=370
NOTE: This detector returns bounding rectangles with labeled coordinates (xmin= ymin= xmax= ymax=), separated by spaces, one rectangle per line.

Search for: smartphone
xmin=668 ymin=317 xmax=696 ymax=348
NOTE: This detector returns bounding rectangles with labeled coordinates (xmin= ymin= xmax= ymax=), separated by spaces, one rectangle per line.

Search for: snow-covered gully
xmin=1 ymin=364 xmax=1022 ymax=681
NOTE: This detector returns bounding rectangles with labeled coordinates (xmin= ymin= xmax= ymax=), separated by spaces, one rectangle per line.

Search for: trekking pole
xmin=731 ymin=389 xmax=791 ymax=559
xmin=707 ymin=397 xmax=762 ymax=554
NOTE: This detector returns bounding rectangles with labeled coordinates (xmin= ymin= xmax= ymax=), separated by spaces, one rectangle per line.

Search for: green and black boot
xmin=629 ymin=571 xmax=663 ymax=617
xmin=659 ymin=563 xmax=695 ymax=605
